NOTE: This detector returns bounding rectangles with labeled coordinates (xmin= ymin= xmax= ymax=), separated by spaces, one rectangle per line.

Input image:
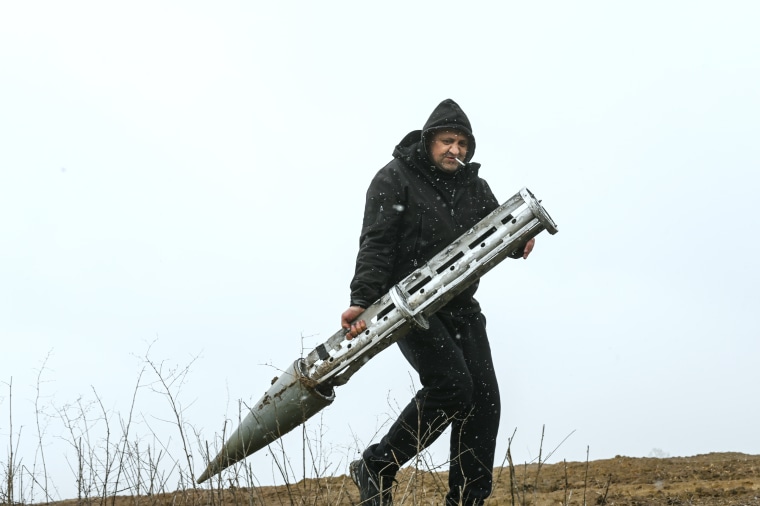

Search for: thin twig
xmin=583 ymin=445 xmax=590 ymax=506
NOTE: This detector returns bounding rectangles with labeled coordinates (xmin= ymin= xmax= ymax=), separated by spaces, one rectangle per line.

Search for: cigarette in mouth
xmin=456 ymin=158 xmax=466 ymax=167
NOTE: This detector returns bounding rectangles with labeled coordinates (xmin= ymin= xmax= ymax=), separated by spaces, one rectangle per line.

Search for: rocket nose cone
xmin=196 ymin=469 xmax=211 ymax=484
xmin=194 ymin=359 xmax=336 ymax=484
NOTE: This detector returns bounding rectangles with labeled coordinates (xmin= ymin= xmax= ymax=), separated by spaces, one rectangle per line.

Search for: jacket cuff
xmin=350 ymin=298 xmax=370 ymax=309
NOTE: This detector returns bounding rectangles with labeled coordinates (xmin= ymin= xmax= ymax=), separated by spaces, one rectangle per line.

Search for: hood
xmin=421 ymin=98 xmax=476 ymax=163
xmin=392 ymin=98 xmax=477 ymax=165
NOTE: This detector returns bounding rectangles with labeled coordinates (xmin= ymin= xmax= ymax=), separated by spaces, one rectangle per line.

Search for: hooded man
xmin=342 ymin=99 xmax=534 ymax=506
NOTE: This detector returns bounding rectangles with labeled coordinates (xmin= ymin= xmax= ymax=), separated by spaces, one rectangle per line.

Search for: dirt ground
xmin=49 ymin=452 xmax=760 ymax=506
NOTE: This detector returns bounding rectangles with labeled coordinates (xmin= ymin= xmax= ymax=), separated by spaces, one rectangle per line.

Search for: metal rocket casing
xmin=196 ymin=359 xmax=335 ymax=484
xmin=196 ymin=187 xmax=558 ymax=484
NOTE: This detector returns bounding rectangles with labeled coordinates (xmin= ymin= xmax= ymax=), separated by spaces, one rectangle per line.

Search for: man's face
xmin=429 ymin=129 xmax=469 ymax=173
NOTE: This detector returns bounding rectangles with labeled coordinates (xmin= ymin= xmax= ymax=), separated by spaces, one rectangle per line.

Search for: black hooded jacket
xmin=349 ymin=99 xmax=502 ymax=315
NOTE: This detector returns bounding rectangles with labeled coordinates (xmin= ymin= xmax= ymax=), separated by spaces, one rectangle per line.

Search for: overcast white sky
xmin=2 ymin=1 xmax=759 ymax=500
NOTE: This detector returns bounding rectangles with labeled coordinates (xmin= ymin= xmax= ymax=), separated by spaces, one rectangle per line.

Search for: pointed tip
xmin=196 ymin=469 xmax=211 ymax=484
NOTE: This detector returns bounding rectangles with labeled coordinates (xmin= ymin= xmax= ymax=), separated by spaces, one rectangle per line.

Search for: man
xmin=341 ymin=99 xmax=534 ymax=506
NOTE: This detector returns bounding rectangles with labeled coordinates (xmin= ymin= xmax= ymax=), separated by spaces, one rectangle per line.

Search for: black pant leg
xmin=445 ymin=313 xmax=501 ymax=505
xmin=363 ymin=313 xmax=473 ymax=474
xmin=363 ymin=312 xmax=501 ymax=506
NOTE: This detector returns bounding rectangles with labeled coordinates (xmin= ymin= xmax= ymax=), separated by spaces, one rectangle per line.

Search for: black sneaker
xmin=349 ymin=459 xmax=394 ymax=505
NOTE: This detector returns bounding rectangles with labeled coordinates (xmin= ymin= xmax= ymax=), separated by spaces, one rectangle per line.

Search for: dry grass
xmin=26 ymin=453 xmax=760 ymax=506
xmin=3 ymin=350 xmax=759 ymax=505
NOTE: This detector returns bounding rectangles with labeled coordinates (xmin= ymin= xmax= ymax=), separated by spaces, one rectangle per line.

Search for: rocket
xmin=196 ymin=187 xmax=558 ymax=483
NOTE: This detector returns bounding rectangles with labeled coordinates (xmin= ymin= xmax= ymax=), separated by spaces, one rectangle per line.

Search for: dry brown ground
xmin=44 ymin=452 xmax=760 ymax=506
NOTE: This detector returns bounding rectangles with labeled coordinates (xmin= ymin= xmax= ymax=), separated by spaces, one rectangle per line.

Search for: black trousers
xmin=362 ymin=311 xmax=501 ymax=506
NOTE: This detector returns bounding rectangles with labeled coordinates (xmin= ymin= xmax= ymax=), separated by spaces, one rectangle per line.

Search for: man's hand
xmin=341 ymin=305 xmax=367 ymax=340
xmin=522 ymin=238 xmax=536 ymax=259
